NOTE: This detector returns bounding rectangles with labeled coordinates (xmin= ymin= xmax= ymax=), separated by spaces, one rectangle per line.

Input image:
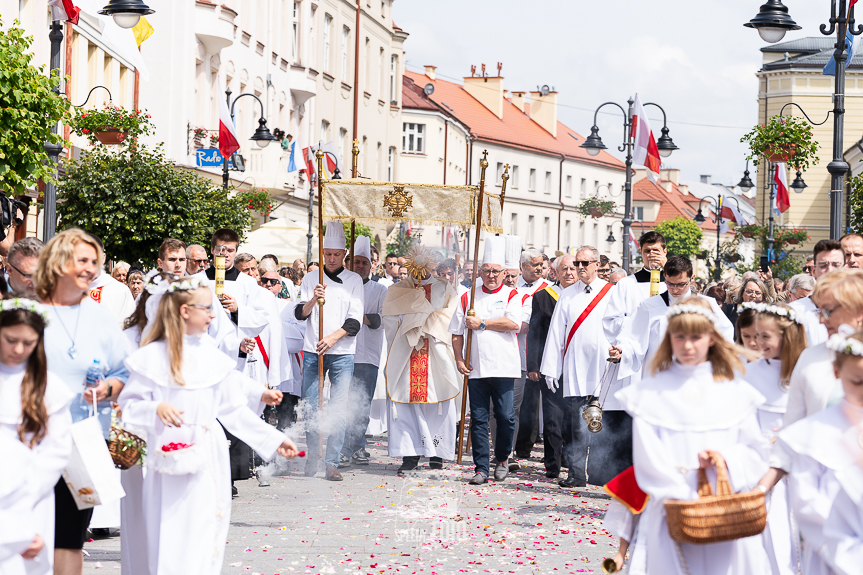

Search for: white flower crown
xmin=827 ymin=333 xmax=863 ymax=358
xmin=737 ymin=302 xmax=799 ymax=323
xmin=0 ymin=298 xmax=50 ymax=324
xmin=666 ymin=304 xmax=718 ymax=325
xmin=144 ymin=276 xmax=207 ymax=296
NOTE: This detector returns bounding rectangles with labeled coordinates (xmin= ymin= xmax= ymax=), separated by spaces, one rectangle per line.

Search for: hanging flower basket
xmin=576 ymin=197 xmax=617 ymax=221
xmin=696 ymin=251 xmax=708 ymax=260
xmin=741 ymin=115 xmax=820 ymax=171
xmin=764 ymin=144 xmax=798 ymax=163
xmin=94 ymin=128 xmax=126 ymax=145
xmin=725 ymin=254 xmax=741 ymax=263
xmin=741 ymin=231 xmax=754 ymax=239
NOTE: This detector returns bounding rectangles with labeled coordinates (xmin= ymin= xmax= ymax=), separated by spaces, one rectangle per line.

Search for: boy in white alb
xmin=449 ymin=236 xmax=522 ymax=485
xmin=294 ymin=222 xmax=364 ymax=481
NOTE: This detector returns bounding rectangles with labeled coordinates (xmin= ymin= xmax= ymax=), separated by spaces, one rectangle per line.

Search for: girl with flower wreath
xmin=0 ymin=297 xmax=74 ymax=575
xmin=740 ymin=302 xmax=806 ymax=575
xmin=117 ymin=277 xmax=298 ymax=575
xmin=611 ymin=297 xmax=771 ymax=574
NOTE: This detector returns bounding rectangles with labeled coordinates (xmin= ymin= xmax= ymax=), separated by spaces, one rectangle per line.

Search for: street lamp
xmin=580 ymin=98 xmax=678 ymax=273
xmin=98 ymin=0 xmax=155 ymax=29
xmin=737 ymin=161 xmax=755 ymax=193
xmin=745 ymin=0 xmax=862 ymax=239
xmin=693 ymin=194 xmax=742 ymax=281
xmin=222 ymin=88 xmax=276 ymax=190
xmin=790 ymin=170 xmax=808 ymax=191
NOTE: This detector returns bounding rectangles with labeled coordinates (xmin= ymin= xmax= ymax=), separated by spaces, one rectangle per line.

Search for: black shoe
xmin=397 ymin=456 xmax=420 ymax=475
xmin=515 ymin=451 xmax=531 ymax=459
xmin=231 ymin=485 xmax=239 ymax=497
xmin=90 ymin=528 xmax=110 ymax=538
xmin=545 ymin=469 xmax=560 ymax=479
xmin=558 ymin=474 xmax=587 ymax=488
xmin=429 ymin=457 xmax=443 ymax=469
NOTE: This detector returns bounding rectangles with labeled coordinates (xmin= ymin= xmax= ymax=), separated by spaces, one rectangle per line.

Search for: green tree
xmin=0 ymin=19 xmax=69 ymax=195
xmin=57 ymin=144 xmax=254 ymax=266
xmin=653 ymin=216 xmax=704 ymax=258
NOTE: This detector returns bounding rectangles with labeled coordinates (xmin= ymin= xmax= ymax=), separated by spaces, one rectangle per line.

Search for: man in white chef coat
xmin=611 ymin=255 xmax=734 ymax=381
xmin=541 ymin=245 xmax=620 ymax=488
xmin=449 ymin=236 xmax=521 ymax=485
xmin=294 ymin=222 xmax=364 ymax=481
xmin=788 ymin=239 xmax=841 ymax=345
xmin=340 ymin=236 xmax=388 ymax=467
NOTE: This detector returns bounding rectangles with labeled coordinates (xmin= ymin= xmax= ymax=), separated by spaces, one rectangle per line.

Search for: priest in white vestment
xmin=541 ymin=245 xmax=625 ymax=488
xmin=384 ymin=248 xmax=461 ymax=474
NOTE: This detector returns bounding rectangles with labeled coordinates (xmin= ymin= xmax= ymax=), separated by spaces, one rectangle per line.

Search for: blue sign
xmin=196 ymin=148 xmax=224 ymax=167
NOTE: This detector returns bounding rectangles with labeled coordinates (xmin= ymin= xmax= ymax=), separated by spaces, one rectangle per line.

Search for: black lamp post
xmin=98 ymin=0 xmax=155 ymax=29
xmin=580 ymin=99 xmax=678 ymax=273
xmin=745 ymin=0 xmax=862 ymax=239
xmin=222 ymin=88 xmax=277 ymax=191
xmin=41 ymin=20 xmax=64 ymax=241
xmin=305 ymin=149 xmax=341 ymax=265
xmin=694 ymin=194 xmax=742 ymax=281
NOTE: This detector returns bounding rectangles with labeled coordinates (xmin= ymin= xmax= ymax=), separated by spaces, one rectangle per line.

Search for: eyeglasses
xmin=743 ymin=290 xmax=762 ymax=297
xmin=597 ymin=268 xmax=611 ymax=274
xmin=6 ymin=261 xmax=32 ymax=280
xmin=666 ymin=281 xmax=690 ymax=290
xmin=819 ymin=304 xmax=842 ymax=319
xmin=188 ymin=303 xmax=214 ymax=312
xmin=386 ymin=261 xmax=399 ymax=267
xmin=261 ymin=277 xmax=281 ymax=286
xmin=803 ymin=266 xmax=813 ymax=273
xmin=816 ymin=261 xmax=844 ymax=271
xmin=574 ymin=260 xmax=597 ymax=268
xmin=480 ymin=268 xmax=503 ymax=276
xmin=189 ymin=258 xmax=208 ymax=266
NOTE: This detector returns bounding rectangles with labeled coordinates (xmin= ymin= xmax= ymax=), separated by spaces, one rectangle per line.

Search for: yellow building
xmin=755 ymin=37 xmax=863 ymax=242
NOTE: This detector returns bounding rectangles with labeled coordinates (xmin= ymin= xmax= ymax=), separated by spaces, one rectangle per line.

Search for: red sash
xmin=254 ymin=335 xmax=269 ymax=369
xmin=563 ymin=283 xmax=612 ymax=356
xmin=603 ymin=466 xmax=649 ymax=514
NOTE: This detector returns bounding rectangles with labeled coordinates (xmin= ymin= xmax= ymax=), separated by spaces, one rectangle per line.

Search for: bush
xmin=654 ymin=216 xmax=703 ymax=258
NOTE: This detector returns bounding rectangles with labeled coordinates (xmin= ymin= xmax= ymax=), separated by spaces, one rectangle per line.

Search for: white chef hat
xmin=504 ymin=235 xmax=522 ymax=270
xmin=323 ymin=221 xmax=346 ymax=250
xmin=354 ymin=235 xmax=371 ymax=261
xmin=482 ymin=235 xmax=506 ymax=267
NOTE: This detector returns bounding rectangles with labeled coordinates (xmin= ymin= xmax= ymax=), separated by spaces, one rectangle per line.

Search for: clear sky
xmin=392 ymin=0 xmax=838 ymax=188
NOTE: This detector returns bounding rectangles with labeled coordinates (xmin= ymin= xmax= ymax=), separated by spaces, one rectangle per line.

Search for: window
xmin=364 ymin=38 xmax=371 ymax=87
xmin=379 ymin=48 xmax=385 ymax=96
xmin=401 ymin=123 xmax=425 ymax=153
xmin=527 ymin=215 xmax=535 ymax=246
xmin=376 ymin=142 xmax=382 ymax=178
xmin=607 ymin=183 xmax=613 ymax=198
xmin=320 ymin=120 xmax=329 ymax=144
xmin=389 ymin=55 xmax=398 ymax=104
xmin=438 ymin=127 xmax=444 ymax=159
xmin=511 ymin=166 xmax=519 ymax=189
xmin=606 ymin=225 xmax=613 ymax=244
xmin=291 ymin=2 xmax=299 ymax=62
xmin=510 ymin=213 xmax=518 ymax=235
xmin=580 ymin=178 xmax=586 ymax=198
xmin=579 ymin=221 xmax=585 ymax=245
xmin=341 ymin=26 xmax=349 ymax=82
xmin=528 ymin=168 xmax=536 ymax=192
xmin=387 ymin=146 xmax=395 ymax=181
xmin=565 ymin=220 xmax=571 ymax=250
xmin=496 ymin=162 xmax=504 ymax=186
xmin=338 ymin=128 xmax=346 ymax=166
xmin=381 ymin=0 xmax=385 ymax=17
xmin=323 ymin=15 xmax=331 ymax=72
xmin=565 ymin=175 xmax=572 ymax=198
xmin=593 ymin=223 xmax=599 ymax=246
xmin=544 ymin=171 xmax=552 ymax=195
xmin=594 ymin=180 xmax=599 ymax=195
xmin=544 ymin=217 xmax=551 ymax=246
xmin=634 ymin=206 xmax=644 ymax=221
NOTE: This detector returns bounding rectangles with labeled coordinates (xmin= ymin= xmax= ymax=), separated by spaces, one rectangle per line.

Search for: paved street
xmin=83 ymin=437 xmax=619 ymax=574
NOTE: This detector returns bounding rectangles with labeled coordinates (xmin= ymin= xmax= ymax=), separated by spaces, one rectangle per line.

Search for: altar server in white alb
xmin=541 ymin=245 xmax=622 ymax=488
xmin=294 ymin=222 xmax=364 ymax=481
xmin=340 ymin=236 xmax=388 ymax=466
xmin=118 ymin=277 xmax=298 ymax=575
xmin=384 ymin=248 xmax=462 ymax=474
xmin=449 ymin=236 xmax=521 ymax=485
xmin=612 ymin=256 xmax=734 ymax=381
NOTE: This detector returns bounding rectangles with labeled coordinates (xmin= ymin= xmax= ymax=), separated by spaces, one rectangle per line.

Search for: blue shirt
xmin=44 ymin=298 xmax=131 ymax=438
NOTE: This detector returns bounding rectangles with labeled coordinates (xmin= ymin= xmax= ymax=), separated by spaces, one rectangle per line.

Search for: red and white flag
xmin=218 ymin=80 xmax=241 ymax=160
xmin=631 ymin=94 xmax=662 ymax=183
xmin=310 ymin=142 xmax=343 ymax=178
xmin=774 ymin=164 xmax=791 ymax=213
xmin=719 ymin=201 xmax=748 ymax=225
xmin=48 ymin=0 xmax=80 ymax=24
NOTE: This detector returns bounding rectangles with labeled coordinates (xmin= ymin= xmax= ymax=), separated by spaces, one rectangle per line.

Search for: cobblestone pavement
xmin=83 ymin=437 xmax=619 ymax=574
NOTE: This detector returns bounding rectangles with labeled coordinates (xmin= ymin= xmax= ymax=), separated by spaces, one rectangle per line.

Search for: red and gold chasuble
xmin=408 ymin=284 xmax=432 ymax=402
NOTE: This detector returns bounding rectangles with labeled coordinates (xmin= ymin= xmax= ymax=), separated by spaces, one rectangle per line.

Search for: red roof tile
xmin=402 ymin=76 xmax=440 ymax=112
xmin=404 ymin=70 xmax=625 ymax=171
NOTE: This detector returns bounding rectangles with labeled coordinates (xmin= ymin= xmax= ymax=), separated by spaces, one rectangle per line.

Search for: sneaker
xmin=468 ymin=472 xmax=488 ymax=485
xmin=361 ymin=449 xmax=371 ymax=458
xmin=352 ymin=450 xmax=370 ymax=465
xmin=337 ymin=453 xmax=352 ymax=469
xmin=493 ymin=460 xmax=510 ymax=481
xmin=508 ymin=459 xmax=521 ymax=472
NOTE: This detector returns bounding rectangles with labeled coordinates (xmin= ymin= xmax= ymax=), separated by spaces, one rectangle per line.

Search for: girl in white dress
xmin=118 ymin=277 xmax=298 ymax=575
xmin=615 ymin=297 xmax=771 ymax=575
xmin=0 ymin=298 xmax=74 ymax=575
xmin=742 ymin=302 xmax=806 ymax=575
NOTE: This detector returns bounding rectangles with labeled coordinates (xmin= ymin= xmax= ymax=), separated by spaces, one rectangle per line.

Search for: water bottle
xmin=80 ymin=359 xmax=104 ymax=410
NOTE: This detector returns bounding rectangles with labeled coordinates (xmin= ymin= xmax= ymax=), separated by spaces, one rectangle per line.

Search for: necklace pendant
xmin=68 ymin=346 xmax=78 ymax=359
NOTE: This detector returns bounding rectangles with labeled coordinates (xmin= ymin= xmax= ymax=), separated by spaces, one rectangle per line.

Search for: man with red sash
xmin=449 ymin=236 xmax=522 ymax=485
xmin=541 ymin=245 xmax=629 ymax=488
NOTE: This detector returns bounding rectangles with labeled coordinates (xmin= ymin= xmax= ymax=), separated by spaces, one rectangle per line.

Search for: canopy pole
xmin=315 ymin=149 xmax=326 ymax=460
xmin=349 ymin=139 xmax=359 ymax=270
xmin=457 ymin=150 xmax=489 ymax=464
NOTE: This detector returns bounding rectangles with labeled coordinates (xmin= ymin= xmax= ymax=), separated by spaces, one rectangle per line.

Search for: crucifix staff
xmin=314 ymin=149 xmax=326 ymax=459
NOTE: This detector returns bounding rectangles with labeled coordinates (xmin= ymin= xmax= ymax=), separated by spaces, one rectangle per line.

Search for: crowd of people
xmin=3 ymin=222 xmax=863 ymax=575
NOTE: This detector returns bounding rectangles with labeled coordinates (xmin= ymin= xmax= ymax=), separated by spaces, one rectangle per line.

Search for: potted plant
xmin=193 ymin=127 xmax=207 ymax=147
xmin=239 ymin=189 xmax=273 ymax=218
xmin=736 ymin=224 xmax=762 ymax=239
xmin=70 ymin=105 xmax=153 ymax=146
xmin=576 ymin=196 xmax=617 ymax=220
xmin=776 ymin=227 xmax=810 ymax=246
xmin=725 ymin=254 xmax=741 ymax=263
xmin=209 ymin=133 xmax=219 ymax=148
xmin=740 ymin=115 xmax=821 ymax=171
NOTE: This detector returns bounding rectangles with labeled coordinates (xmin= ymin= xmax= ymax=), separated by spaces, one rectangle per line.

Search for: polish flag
xmin=310 ymin=142 xmax=343 ymax=178
xmin=775 ymin=163 xmax=791 ymax=213
xmin=631 ymin=94 xmax=662 ymax=184
xmin=719 ymin=202 xmax=748 ymax=225
xmin=48 ymin=0 xmax=80 ymax=24
xmin=218 ymin=80 xmax=241 ymax=160
xmin=301 ymin=146 xmax=316 ymax=177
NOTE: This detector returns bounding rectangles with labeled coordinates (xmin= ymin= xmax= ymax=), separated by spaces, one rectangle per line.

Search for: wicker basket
xmin=109 ymin=428 xmax=146 ymax=470
xmin=664 ymin=451 xmax=766 ymax=545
